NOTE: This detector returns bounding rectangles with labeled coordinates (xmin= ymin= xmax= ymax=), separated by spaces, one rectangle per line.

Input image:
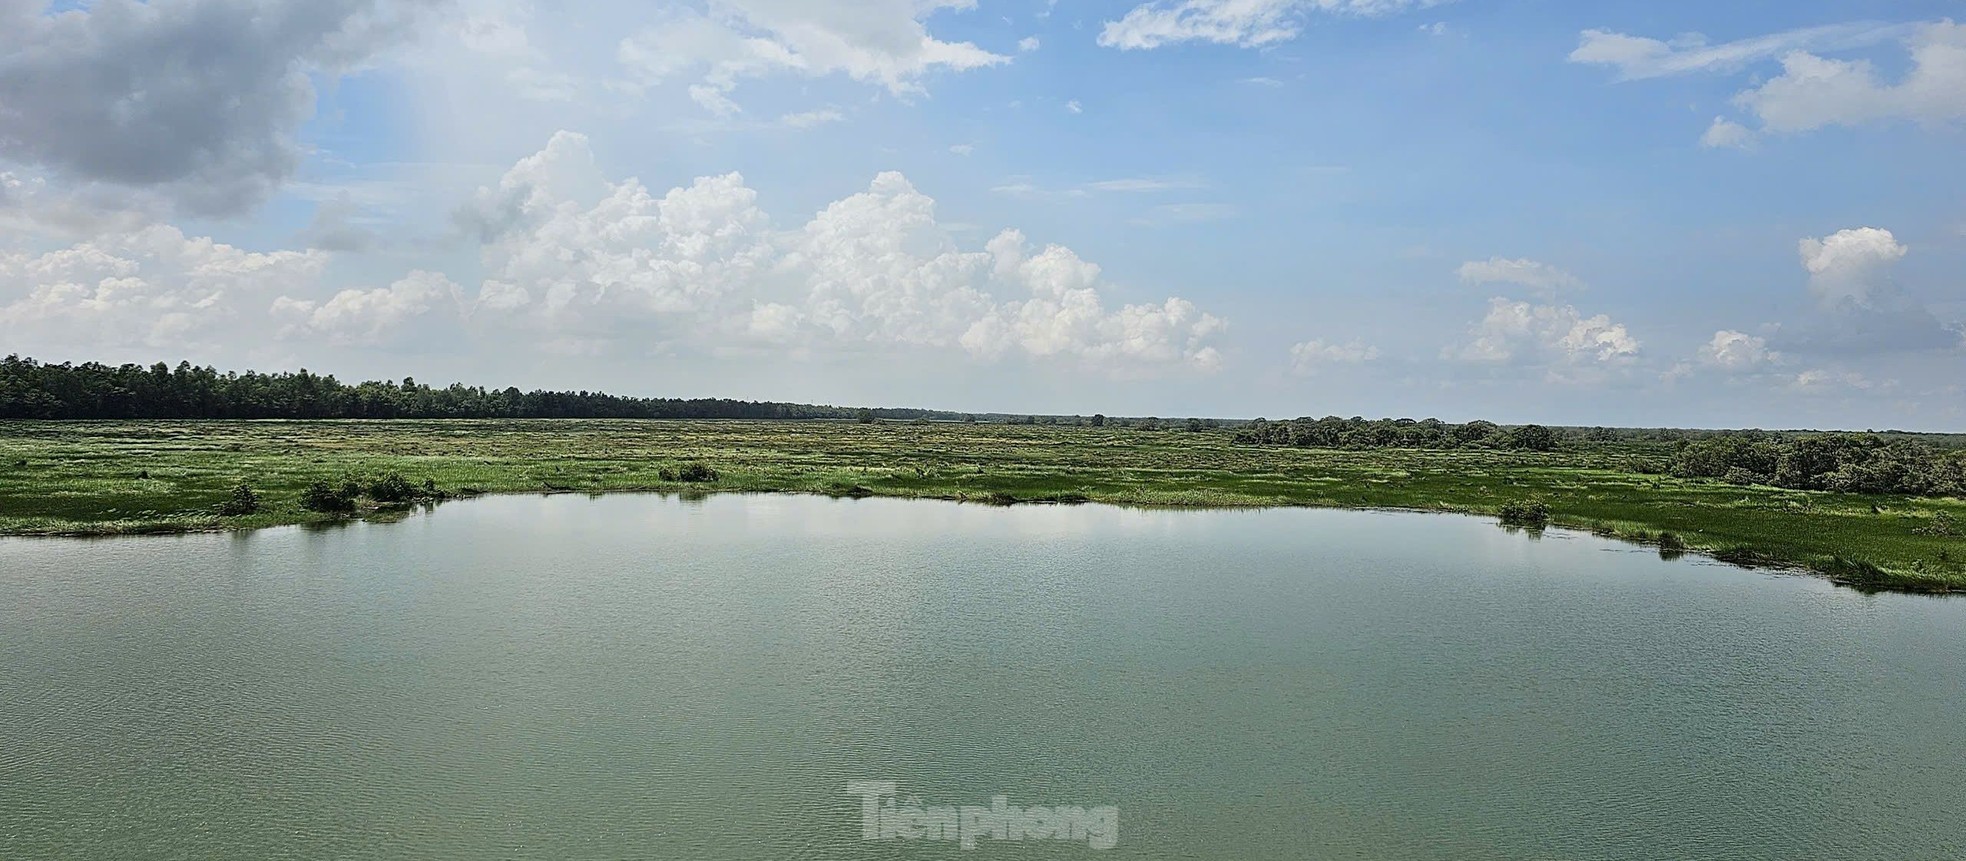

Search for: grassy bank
xmin=1 ymin=419 xmax=1961 ymax=593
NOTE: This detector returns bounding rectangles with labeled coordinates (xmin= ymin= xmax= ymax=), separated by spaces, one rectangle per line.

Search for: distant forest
xmin=0 ymin=356 xmax=959 ymax=421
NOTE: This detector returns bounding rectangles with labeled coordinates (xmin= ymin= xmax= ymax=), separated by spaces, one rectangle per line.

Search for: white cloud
xmin=991 ymin=176 xmax=1207 ymax=200
xmin=615 ymin=1 xmax=1009 ymax=116
xmin=1452 ymin=298 xmax=1640 ymax=365
xmin=1239 ymin=76 xmax=1285 ymax=87
xmin=1700 ymin=116 xmax=1755 ymax=149
xmin=456 ymin=133 xmax=1228 ymax=373
xmin=273 ymin=270 xmax=461 ymax=344
xmin=1791 ymin=368 xmax=1874 ymax=391
xmin=1289 ymin=339 xmax=1379 ymax=375
xmin=991 ymin=180 xmax=1080 ymax=200
xmin=949 ymin=144 xmax=975 ymax=156
xmin=1456 ymin=257 xmax=1583 ymax=293
xmin=1086 ymin=177 xmax=1207 ymax=192
xmin=1698 ymin=330 xmax=1778 ymax=370
xmin=778 ymin=108 xmax=846 ymax=129
xmin=1575 ymin=21 xmax=1966 ymax=140
xmin=1769 ymin=226 xmax=1963 ymax=354
xmin=454 ymin=0 xmax=579 ymax=101
xmin=1567 ymin=21 xmax=1911 ymax=80
xmin=1066 ymin=99 xmax=1084 ymax=114
xmin=1798 ymin=227 xmax=1907 ymax=308
xmin=1018 ymin=36 xmax=1041 ymax=52
xmin=0 ymin=225 xmax=328 ymax=351
xmin=1735 ymin=21 xmax=1966 ymax=132
xmin=1418 ymin=21 xmax=1447 ymax=37
xmin=1099 ymin=0 xmax=1453 ymax=50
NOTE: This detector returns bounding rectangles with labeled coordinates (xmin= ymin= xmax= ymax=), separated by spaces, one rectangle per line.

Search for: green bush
xmin=299 ymin=480 xmax=355 ymax=513
xmin=367 ymin=472 xmax=418 ymax=503
xmin=674 ymin=462 xmax=719 ymax=483
xmin=217 ymin=482 xmax=261 ymax=516
xmin=1497 ymin=500 xmax=1550 ymax=526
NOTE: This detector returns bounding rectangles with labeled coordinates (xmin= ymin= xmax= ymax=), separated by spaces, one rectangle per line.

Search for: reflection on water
xmin=2 ymin=494 xmax=1963 ymax=860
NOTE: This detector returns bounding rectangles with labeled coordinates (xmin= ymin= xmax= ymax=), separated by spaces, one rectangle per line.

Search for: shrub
xmin=673 ymin=462 xmax=718 ymax=483
xmin=299 ymin=480 xmax=355 ymax=513
xmin=1497 ymin=500 xmax=1550 ymax=526
xmin=217 ymin=482 xmax=261 ymax=516
xmin=1657 ymin=531 xmax=1687 ymax=552
xmin=367 ymin=472 xmax=418 ymax=503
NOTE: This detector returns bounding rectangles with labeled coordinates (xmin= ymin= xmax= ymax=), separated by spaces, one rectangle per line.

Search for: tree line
xmin=0 ymin=356 xmax=956 ymax=421
xmin=1232 ymin=416 xmax=1560 ymax=451
xmin=1670 ymin=432 xmax=1966 ymax=498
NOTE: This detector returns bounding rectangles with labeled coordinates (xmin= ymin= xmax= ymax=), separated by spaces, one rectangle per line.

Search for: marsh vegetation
xmin=1 ymin=418 xmax=1961 ymax=593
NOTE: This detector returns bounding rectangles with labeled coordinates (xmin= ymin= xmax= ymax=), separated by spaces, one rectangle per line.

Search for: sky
xmin=0 ymin=0 xmax=1962 ymax=429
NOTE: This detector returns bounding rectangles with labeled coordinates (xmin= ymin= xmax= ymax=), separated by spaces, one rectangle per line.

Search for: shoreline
xmin=3 ymin=419 xmax=1961 ymax=595
xmin=3 ymin=481 xmax=1955 ymax=597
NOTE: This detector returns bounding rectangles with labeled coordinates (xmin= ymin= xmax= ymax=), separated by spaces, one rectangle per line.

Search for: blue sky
xmin=1 ymin=0 xmax=1962 ymax=428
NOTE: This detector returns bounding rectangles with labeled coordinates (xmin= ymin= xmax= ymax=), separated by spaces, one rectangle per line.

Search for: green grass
xmin=1 ymin=419 xmax=1962 ymax=593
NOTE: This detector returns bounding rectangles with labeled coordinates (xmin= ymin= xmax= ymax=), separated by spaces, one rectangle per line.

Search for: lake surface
xmin=2 ymin=494 xmax=1963 ymax=860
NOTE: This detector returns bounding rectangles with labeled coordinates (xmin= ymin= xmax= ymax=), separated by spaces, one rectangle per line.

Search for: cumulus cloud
xmin=1456 ymin=257 xmax=1583 ymax=294
xmin=1700 ymin=116 xmax=1755 ymax=149
xmin=455 ymin=132 xmax=1227 ymax=372
xmin=1798 ymin=227 xmax=1907 ymax=308
xmin=615 ymin=0 xmax=1009 ymax=115
xmin=0 ymin=224 xmax=328 ymax=352
xmin=273 ymin=270 xmax=461 ymax=344
xmin=0 ymin=0 xmax=437 ymax=215
xmin=1698 ymin=330 xmax=1778 ymax=370
xmin=1567 ymin=21 xmax=1911 ymax=80
xmin=1735 ymin=21 xmax=1966 ymax=132
xmin=1451 ymin=298 xmax=1640 ymax=366
xmin=1785 ymin=226 xmax=1959 ymax=353
xmin=1098 ymin=0 xmax=1453 ymax=50
xmin=1289 ymin=339 xmax=1378 ymax=375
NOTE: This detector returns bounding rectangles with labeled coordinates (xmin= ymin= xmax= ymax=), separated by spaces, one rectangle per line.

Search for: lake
xmin=2 ymin=493 xmax=1962 ymax=859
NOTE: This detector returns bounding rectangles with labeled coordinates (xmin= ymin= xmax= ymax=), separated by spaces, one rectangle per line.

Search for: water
xmin=2 ymin=494 xmax=1962 ymax=860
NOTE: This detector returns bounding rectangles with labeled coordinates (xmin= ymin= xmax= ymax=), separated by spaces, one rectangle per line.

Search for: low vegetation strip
xmin=0 ymin=419 xmax=1960 ymax=594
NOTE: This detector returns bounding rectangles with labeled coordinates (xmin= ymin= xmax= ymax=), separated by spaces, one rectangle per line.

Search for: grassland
xmin=1 ymin=419 xmax=1961 ymax=594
